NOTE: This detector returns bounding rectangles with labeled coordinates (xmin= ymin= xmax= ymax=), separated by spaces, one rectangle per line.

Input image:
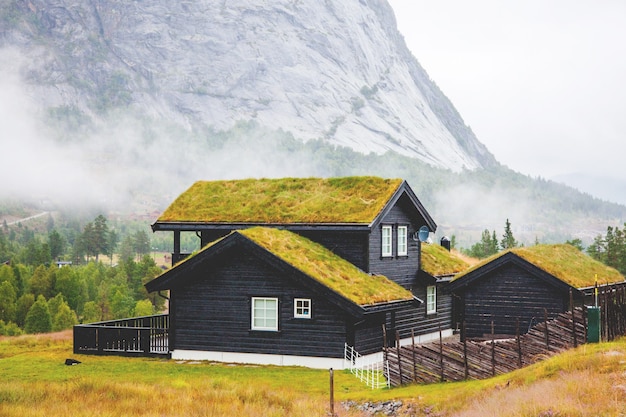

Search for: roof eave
xmin=151 ymin=221 xmax=371 ymax=232
xmin=361 ymin=298 xmax=417 ymax=313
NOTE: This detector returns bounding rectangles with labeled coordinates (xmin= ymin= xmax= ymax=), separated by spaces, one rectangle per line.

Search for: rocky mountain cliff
xmin=1 ymin=0 xmax=496 ymax=172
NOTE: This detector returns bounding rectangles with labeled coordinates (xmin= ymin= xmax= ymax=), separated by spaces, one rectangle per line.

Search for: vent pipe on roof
xmin=440 ymin=236 xmax=451 ymax=251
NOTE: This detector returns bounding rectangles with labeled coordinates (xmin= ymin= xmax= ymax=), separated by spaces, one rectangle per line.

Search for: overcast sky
xmin=387 ymin=0 xmax=626 ymax=182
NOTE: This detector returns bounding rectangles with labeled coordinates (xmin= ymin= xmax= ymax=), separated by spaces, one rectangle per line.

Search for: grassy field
xmin=2 ymin=332 xmax=626 ymax=416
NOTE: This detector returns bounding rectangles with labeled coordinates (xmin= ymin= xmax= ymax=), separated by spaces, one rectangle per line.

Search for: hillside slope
xmin=0 ymin=0 xmax=495 ymax=171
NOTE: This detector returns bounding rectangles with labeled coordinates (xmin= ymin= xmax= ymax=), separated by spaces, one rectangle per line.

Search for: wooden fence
xmin=384 ymin=284 xmax=626 ymax=387
xmin=598 ymin=284 xmax=626 ymax=342
xmin=73 ymin=314 xmax=169 ymax=357
xmin=384 ymin=307 xmax=586 ymax=386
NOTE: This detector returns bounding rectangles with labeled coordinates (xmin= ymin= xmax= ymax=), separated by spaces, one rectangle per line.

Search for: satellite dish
xmin=417 ymin=226 xmax=430 ymax=242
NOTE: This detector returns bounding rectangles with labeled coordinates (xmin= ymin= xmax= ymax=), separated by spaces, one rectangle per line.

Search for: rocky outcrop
xmin=1 ymin=0 xmax=496 ymax=171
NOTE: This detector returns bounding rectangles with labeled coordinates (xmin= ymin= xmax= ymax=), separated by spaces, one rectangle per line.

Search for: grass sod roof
xmin=156 ymin=177 xmax=404 ymax=224
xmin=239 ymin=227 xmax=413 ymax=306
xmin=453 ymin=244 xmax=625 ymax=288
xmin=420 ymin=243 xmax=470 ymax=277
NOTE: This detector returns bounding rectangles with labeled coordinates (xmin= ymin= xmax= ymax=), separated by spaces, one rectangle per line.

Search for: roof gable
xmin=451 ymin=244 xmax=624 ymax=290
xmin=145 ymin=227 xmax=413 ymax=308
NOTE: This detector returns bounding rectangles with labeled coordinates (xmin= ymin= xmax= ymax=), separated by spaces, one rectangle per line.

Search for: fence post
xmin=462 ymin=320 xmax=468 ymax=380
xmin=382 ymin=324 xmax=388 ymax=366
xmin=570 ymin=288 xmax=577 ymax=347
xmin=411 ymin=329 xmax=417 ymax=383
xmin=439 ymin=325 xmax=444 ymax=382
xmin=516 ymin=319 xmax=522 ymax=368
xmin=491 ymin=321 xmax=496 ymax=377
xmin=395 ymin=331 xmax=403 ymax=385
xmin=329 ymin=368 xmax=335 ymax=417
xmin=543 ymin=308 xmax=550 ymax=349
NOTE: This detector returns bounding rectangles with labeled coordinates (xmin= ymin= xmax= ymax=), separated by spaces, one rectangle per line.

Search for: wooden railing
xmin=73 ymin=314 xmax=169 ymax=357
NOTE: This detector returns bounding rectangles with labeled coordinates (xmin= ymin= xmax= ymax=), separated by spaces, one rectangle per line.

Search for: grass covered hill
xmin=3 ymin=331 xmax=626 ymax=416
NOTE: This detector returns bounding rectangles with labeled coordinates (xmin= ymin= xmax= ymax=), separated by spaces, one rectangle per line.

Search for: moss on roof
xmin=239 ymin=227 xmax=413 ymax=306
xmin=453 ymin=244 xmax=624 ymax=288
xmin=157 ymin=177 xmax=403 ymax=224
xmin=421 ymin=243 xmax=470 ymax=276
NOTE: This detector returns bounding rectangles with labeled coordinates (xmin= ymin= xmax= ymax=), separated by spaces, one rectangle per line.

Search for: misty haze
xmin=0 ymin=0 xmax=624 ymax=247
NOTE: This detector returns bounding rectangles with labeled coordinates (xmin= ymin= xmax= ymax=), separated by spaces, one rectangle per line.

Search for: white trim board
xmin=171 ymin=350 xmax=348 ymax=369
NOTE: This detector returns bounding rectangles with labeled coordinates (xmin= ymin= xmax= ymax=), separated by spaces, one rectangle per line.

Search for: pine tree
xmin=52 ymin=301 xmax=77 ymax=331
xmin=24 ymin=295 xmax=52 ymax=333
xmin=82 ymin=301 xmax=102 ymax=323
xmin=0 ymin=281 xmax=17 ymax=323
xmin=501 ymin=218 xmax=518 ymax=250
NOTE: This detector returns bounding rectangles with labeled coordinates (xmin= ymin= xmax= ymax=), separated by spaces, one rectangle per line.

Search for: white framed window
xmin=294 ymin=298 xmax=311 ymax=319
xmin=381 ymin=225 xmax=393 ymax=257
xmin=397 ymin=225 xmax=408 ymax=256
xmin=251 ymin=297 xmax=278 ymax=331
xmin=426 ymin=286 xmax=437 ymax=315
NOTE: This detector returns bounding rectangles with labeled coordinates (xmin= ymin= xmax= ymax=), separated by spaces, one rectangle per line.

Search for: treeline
xmin=459 ymin=218 xmax=520 ymax=259
xmin=587 ymin=224 xmax=626 ymax=276
xmin=0 ymin=257 xmax=164 ymax=336
xmin=0 ymin=212 xmax=170 ymax=336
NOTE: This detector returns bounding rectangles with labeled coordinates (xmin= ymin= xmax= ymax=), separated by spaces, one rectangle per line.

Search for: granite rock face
xmin=1 ymin=0 xmax=496 ymax=171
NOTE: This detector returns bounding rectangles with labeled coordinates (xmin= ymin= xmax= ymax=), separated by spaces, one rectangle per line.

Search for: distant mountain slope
xmin=0 ymin=0 xmax=495 ymax=171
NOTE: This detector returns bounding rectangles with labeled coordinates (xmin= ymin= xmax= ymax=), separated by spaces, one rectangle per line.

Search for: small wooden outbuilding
xmin=448 ymin=244 xmax=625 ymax=339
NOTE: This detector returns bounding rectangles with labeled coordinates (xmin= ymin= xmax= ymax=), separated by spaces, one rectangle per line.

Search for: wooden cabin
xmin=145 ymin=227 xmax=416 ymax=368
xmin=144 ymin=176 xmax=449 ymax=366
xmin=448 ymin=244 xmax=625 ymax=340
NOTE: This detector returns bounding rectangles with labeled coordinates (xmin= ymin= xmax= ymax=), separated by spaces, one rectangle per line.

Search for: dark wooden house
xmin=448 ymin=244 xmax=625 ymax=340
xmin=144 ymin=176 xmax=450 ymax=366
xmin=145 ymin=227 xmax=416 ymax=368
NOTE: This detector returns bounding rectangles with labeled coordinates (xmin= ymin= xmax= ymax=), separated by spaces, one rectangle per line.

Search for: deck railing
xmin=73 ymin=314 xmax=169 ymax=357
xmin=344 ymin=344 xmax=390 ymax=389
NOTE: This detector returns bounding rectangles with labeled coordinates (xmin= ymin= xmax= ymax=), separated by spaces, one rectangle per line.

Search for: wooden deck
xmin=73 ymin=314 xmax=170 ymax=357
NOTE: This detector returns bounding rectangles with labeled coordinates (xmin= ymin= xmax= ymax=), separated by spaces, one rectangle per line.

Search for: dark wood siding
xmin=354 ymin=313 xmax=386 ymax=354
xmin=387 ymin=283 xmax=453 ymax=340
xmin=200 ymin=229 xmax=370 ymax=271
xmin=170 ymin=247 xmax=351 ymax=358
xmin=459 ymin=264 xmax=569 ymax=339
xmin=369 ymin=203 xmax=422 ymax=289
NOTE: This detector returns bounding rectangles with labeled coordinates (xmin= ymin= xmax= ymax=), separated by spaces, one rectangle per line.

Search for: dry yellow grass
xmin=4 ymin=332 xmax=626 ymax=416
xmin=0 ymin=332 xmax=368 ymax=417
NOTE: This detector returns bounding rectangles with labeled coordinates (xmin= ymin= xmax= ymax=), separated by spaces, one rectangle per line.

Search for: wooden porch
xmin=73 ymin=314 xmax=170 ymax=357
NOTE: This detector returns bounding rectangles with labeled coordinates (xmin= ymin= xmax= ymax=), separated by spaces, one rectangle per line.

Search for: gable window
xmin=426 ymin=286 xmax=437 ymax=315
xmin=251 ymin=297 xmax=278 ymax=331
xmin=294 ymin=298 xmax=311 ymax=319
xmin=397 ymin=225 xmax=408 ymax=256
xmin=381 ymin=225 xmax=393 ymax=257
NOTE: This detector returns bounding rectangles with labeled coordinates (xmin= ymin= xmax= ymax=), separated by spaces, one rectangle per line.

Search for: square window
xmin=397 ymin=226 xmax=408 ymax=256
xmin=251 ymin=297 xmax=278 ymax=331
xmin=426 ymin=286 xmax=437 ymax=315
xmin=294 ymin=298 xmax=311 ymax=319
xmin=381 ymin=225 xmax=392 ymax=257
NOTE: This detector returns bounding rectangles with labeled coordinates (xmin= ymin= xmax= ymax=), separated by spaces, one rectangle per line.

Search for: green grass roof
xmin=239 ymin=227 xmax=413 ymax=306
xmin=421 ymin=243 xmax=470 ymax=276
xmin=156 ymin=177 xmax=403 ymax=224
xmin=453 ymin=244 xmax=624 ymax=288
